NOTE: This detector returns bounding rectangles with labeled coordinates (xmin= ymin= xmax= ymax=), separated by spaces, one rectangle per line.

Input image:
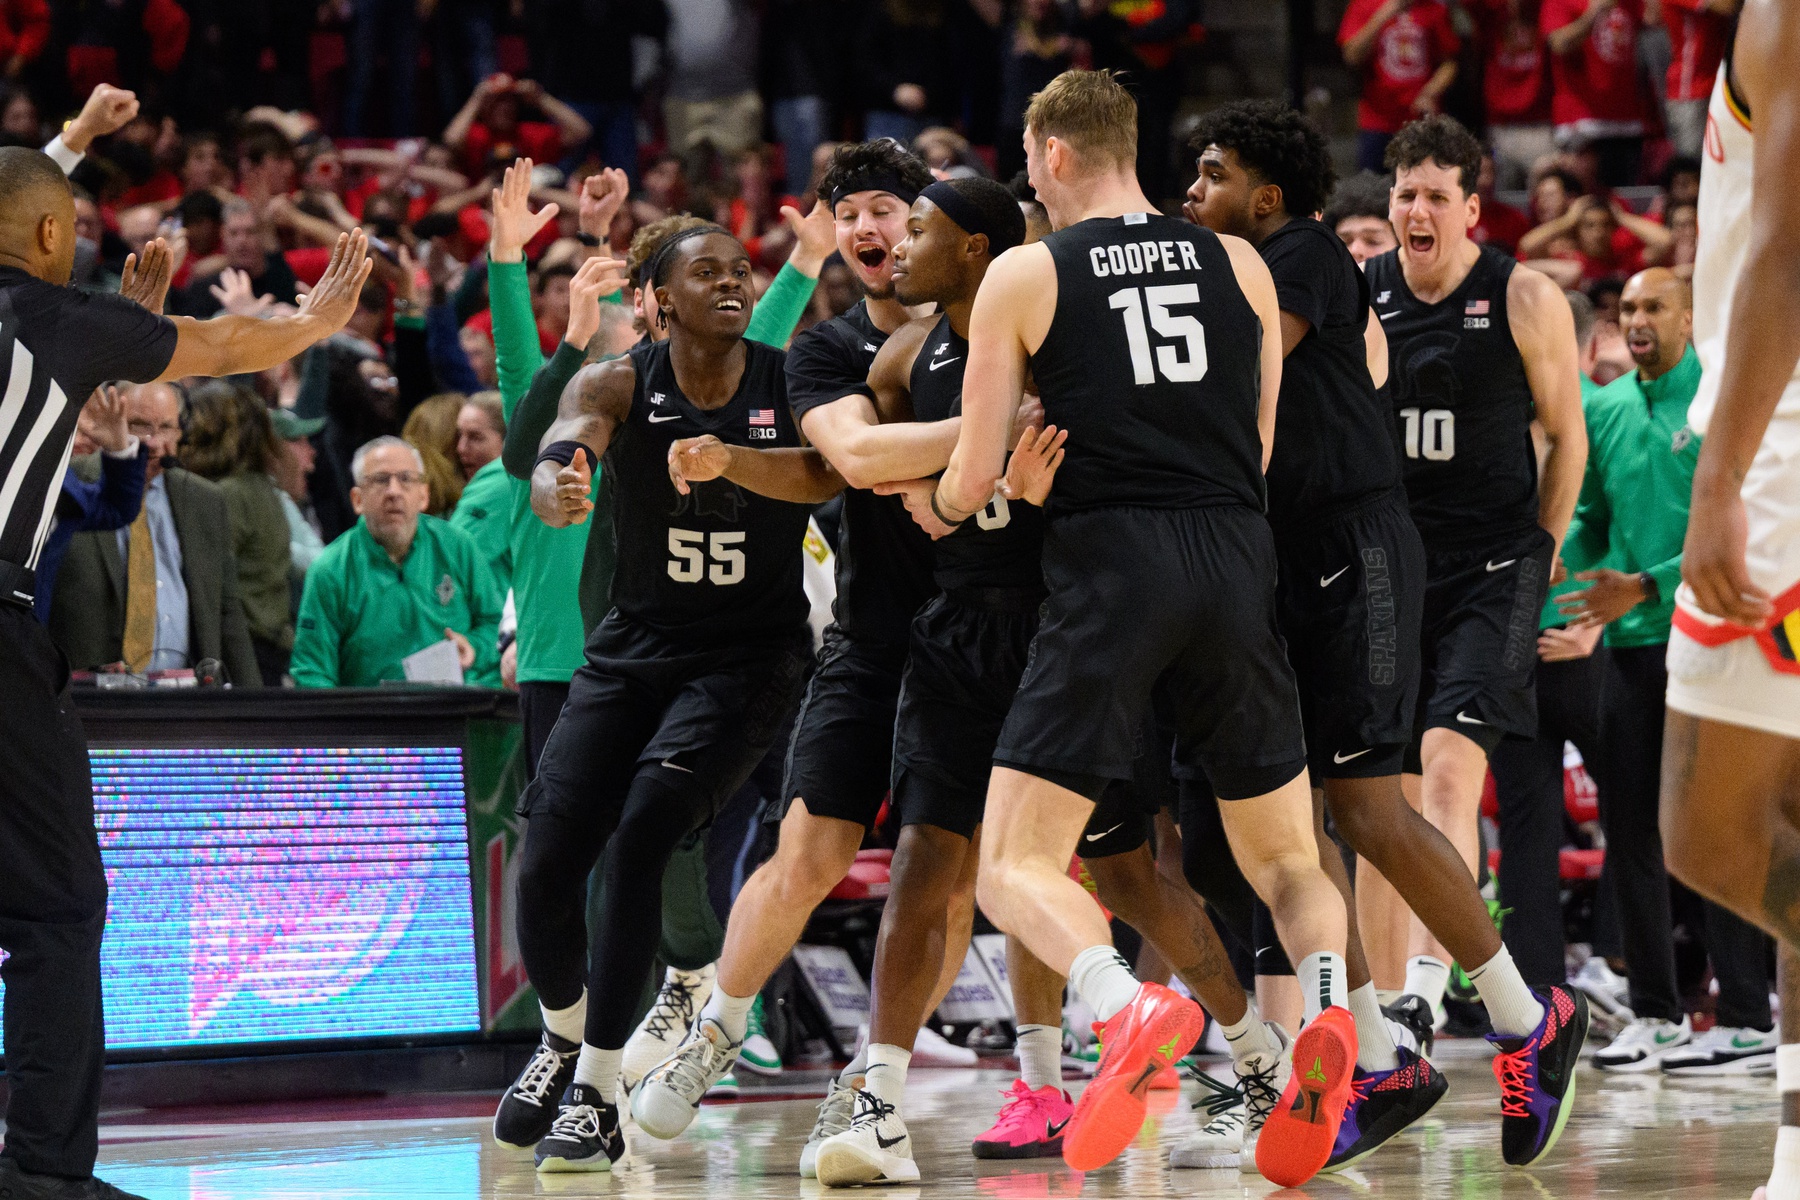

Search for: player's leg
xmin=1404 ymin=726 xmax=1489 ymax=1001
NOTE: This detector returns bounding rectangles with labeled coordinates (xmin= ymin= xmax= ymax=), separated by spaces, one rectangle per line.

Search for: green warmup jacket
xmin=1560 ymin=344 xmax=1704 ymax=647
xmin=491 ymin=254 xmax=820 ymax=683
xmin=1540 ymin=372 xmax=1606 ymax=630
xmin=449 ymin=455 xmax=513 ymax=598
xmin=291 ymin=513 xmax=504 ymax=687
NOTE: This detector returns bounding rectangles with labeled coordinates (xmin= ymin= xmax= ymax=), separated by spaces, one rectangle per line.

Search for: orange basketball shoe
xmin=1061 ymin=982 xmax=1204 ymax=1171
xmin=1255 ymin=1005 xmax=1357 ymax=1187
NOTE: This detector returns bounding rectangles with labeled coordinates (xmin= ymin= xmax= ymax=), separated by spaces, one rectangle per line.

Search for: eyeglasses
xmin=127 ymin=419 xmax=181 ymax=438
xmin=358 ymin=471 xmax=425 ymax=490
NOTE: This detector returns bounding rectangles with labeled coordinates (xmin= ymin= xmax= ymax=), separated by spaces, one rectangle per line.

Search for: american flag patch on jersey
xmin=749 ymin=409 xmax=775 ymax=426
xmin=1465 ymin=299 xmax=1490 ymax=315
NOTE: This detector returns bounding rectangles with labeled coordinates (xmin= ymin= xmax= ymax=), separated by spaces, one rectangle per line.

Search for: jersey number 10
xmin=1109 ymin=286 xmax=1209 ymax=386
xmin=668 ymin=529 xmax=746 ymax=584
xmin=1399 ymin=407 xmax=1456 ymax=461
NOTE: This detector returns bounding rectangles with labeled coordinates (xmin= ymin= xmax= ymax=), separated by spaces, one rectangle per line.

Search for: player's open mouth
xmin=855 ymin=244 xmax=888 ymax=269
xmin=1627 ymin=331 xmax=1654 ymax=354
xmin=715 ymin=297 xmax=744 ymax=312
xmin=1407 ymin=231 xmax=1434 ymax=253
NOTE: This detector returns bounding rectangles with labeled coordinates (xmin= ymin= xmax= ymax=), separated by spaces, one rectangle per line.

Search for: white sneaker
xmin=814 ymin=1088 xmax=920 ymax=1186
xmin=1660 ymin=1024 xmax=1779 ymax=1076
xmin=1170 ymin=1023 xmax=1290 ymax=1172
xmin=622 ymin=964 xmax=715 ymax=1092
xmin=1593 ymin=1015 xmax=1693 ymax=1072
xmin=1571 ymin=957 xmax=1635 ymax=1036
xmin=800 ymin=1075 xmax=861 ymax=1179
xmin=630 ymin=1016 xmax=740 ymax=1139
xmin=911 ymin=1023 xmax=977 ymax=1067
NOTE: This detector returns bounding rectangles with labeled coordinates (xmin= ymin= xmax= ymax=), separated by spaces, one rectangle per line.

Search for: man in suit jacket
xmin=49 ymin=382 xmax=261 ymax=688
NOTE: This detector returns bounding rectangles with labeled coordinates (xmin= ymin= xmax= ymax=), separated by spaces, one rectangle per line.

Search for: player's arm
xmin=937 ymin=244 xmax=1046 ymax=520
xmin=1223 ymin=235 xmax=1285 ymax=471
xmin=530 ymin=357 xmax=635 ymax=527
xmin=668 ymin=436 xmax=845 ymax=503
xmin=1364 ymin=309 xmax=1389 ymax=388
xmin=798 ymin=322 xmax=965 ymax=492
xmin=157 ymin=231 xmax=374 ymax=381
xmin=1510 ymin=263 xmax=1589 ymax=556
xmin=868 ymin=318 xmax=927 ymax=425
xmin=1683 ymin=0 xmax=1798 ymax=625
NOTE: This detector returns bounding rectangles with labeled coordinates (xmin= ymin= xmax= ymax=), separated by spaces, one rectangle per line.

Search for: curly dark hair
xmin=1384 ymin=114 xmax=1483 ymax=197
xmin=816 ymin=138 xmax=934 ymax=205
xmin=1187 ymin=100 xmax=1336 ymax=220
xmin=1322 ymin=170 xmax=1393 ymax=229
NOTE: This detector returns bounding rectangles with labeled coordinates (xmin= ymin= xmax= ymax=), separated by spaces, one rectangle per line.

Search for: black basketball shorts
xmin=1078 ymin=719 xmax=1177 ymax=859
xmin=778 ymin=626 xmax=908 ymax=828
xmin=994 ymin=505 xmax=1308 ymax=802
xmin=890 ymin=587 xmax=1044 ymax=840
xmin=1275 ymin=489 xmax=1426 ymax=781
xmin=1410 ymin=525 xmax=1556 ymax=761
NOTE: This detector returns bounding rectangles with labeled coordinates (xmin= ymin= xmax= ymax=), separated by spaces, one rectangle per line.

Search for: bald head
xmin=1620 ymin=267 xmax=1692 ymax=381
xmin=0 ymin=147 xmax=76 ymax=285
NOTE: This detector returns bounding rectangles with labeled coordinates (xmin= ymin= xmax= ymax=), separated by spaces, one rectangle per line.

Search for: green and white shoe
xmin=738 ymin=994 xmax=783 ymax=1076
xmin=705 ymin=1069 xmax=741 ymax=1099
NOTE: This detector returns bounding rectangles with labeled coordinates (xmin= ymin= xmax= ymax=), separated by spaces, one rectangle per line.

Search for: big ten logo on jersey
xmin=1463 ymin=297 xmax=1491 ymax=329
xmin=748 ymin=407 xmax=779 ymax=441
xmin=1088 ymin=238 xmax=1203 ymax=279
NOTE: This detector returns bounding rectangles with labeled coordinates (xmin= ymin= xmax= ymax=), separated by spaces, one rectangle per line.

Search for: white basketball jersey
xmin=1689 ymin=70 xmax=1800 ymax=436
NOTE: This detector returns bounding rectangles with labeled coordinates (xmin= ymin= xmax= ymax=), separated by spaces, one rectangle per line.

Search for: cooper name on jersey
xmin=1087 ymin=238 xmax=1205 ymax=279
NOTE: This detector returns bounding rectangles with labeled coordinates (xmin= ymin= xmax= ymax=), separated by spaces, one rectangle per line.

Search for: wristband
xmin=575 ymin=232 xmax=602 ymax=247
xmin=929 ymin=488 xmax=968 ymax=529
xmin=1638 ymin=571 xmax=1661 ymax=607
xmin=537 ymin=440 xmax=600 ymax=470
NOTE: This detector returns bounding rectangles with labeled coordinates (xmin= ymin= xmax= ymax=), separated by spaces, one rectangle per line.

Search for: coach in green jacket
xmin=291 ymin=435 xmax=504 ymax=689
xmin=1556 ymin=268 xmax=1775 ymax=1065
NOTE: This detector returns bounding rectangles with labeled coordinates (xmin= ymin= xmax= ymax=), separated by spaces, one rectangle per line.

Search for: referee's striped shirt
xmin=0 ymin=266 xmax=175 ymax=603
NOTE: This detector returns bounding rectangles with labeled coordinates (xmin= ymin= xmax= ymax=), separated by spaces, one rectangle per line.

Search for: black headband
xmin=828 ymin=170 xmax=922 ymax=208
xmin=643 ymin=225 xmax=726 ymax=290
xmin=918 ymin=181 xmax=1023 ymax=255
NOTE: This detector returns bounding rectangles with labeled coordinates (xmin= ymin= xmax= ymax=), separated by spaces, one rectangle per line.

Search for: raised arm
xmin=517 ymin=79 xmax=594 ymax=149
xmin=1683 ymin=0 xmax=1800 ymax=625
xmin=1343 ymin=0 xmax=1407 ymax=67
xmin=1224 ymin=234 xmax=1285 ymax=470
xmin=529 ymin=356 xmax=635 ymax=526
xmin=443 ymin=76 xmax=498 ymax=151
xmin=1547 ymin=0 xmax=1615 ymax=55
xmin=1510 ymin=263 xmax=1588 ymax=556
xmin=157 ymin=230 xmax=373 ymax=381
xmin=668 ymin=435 xmax=846 ymax=503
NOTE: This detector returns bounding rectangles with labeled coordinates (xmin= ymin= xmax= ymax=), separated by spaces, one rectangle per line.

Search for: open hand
xmin=209 ymin=266 xmax=275 ymax=318
xmin=783 ymin=198 xmax=837 ymax=274
xmin=1538 ymin=623 xmax=1602 ymax=662
xmin=294 ymin=229 xmax=375 ymax=335
xmin=78 ymin=385 xmax=130 ymax=454
xmin=874 ymin=477 xmax=961 ymax=539
xmin=1557 ymin=567 xmax=1648 ymax=627
xmin=490 ymin=158 xmax=560 ymax=263
xmin=999 ymin=424 xmax=1066 ymax=507
xmin=564 ymin=252 xmax=629 ymax=350
xmin=120 ymin=237 xmax=175 ymax=313
xmin=667 ymin=435 xmax=732 ymax=495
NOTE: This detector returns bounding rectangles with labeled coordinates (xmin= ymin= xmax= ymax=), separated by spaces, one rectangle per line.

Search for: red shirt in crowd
xmin=0 ymin=0 xmax=50 ymax=68
xmin=1469 ymin=0 xmax=1550 ymax=125
xmin=457 ymin=120 xmax=563 ymax=178
xmin=1661 ymin=0 xmax=1730 ymax=103
xmin=1475 ymin=198 xmax=1534 ymax=254
xmin=1541 ymin=0 xmax=1648 ymax=129
xmin=1338 ymin=0 xmax=1462 ymax=135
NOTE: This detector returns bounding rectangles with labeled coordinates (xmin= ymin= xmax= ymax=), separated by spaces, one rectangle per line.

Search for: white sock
xmin=1347 ymin=983 xmax=1400 ymax=1071
xmin=864 ymin=1043 xmax=911 ymax=1111
xmin=1297 ymin=952 xmax=1348 ymax=1024
xmin=840 ymin=1046 xmax=869 ymax=1084
xmin=1770 ymin=1125 xmax=1800 ymax=1200
xmin=1015 ymin=1024 xmax=1062 ymax=1091
xmin=541 ymin=993 xmax=586 ymax=1045
xmin=1217 ymin=997 xmax=1282 ymax=1064
xmin=700 ymin=985 xmax=755 ymax=1044
xmin=1403 ymin=955 xmax=1451 ymax=1011
xmin=1466 ymin=944 xmax=1546 ymax=1038
xmin=572 ymin=1043 xmax=623 ymax=1097
xmin=1376 ymin=988 xmax=1402 ymax=1007
xmin=1069 ymin=945 xmax=1141 ymax=1023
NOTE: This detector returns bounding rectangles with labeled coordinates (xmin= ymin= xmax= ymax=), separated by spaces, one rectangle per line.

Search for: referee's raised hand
xmin=294 ymin=229 xmax=375 ymax=336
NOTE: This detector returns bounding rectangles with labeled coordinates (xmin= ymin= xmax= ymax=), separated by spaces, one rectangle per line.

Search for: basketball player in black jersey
xmin=929 ymin=70 xmax=1354 ymax=1188
xmin=1361 ymin=115 xmax=1591 ymax=1167
xmin=626 ymin=143 xmax=971 ymax=1177
xmin=499 ymin=229 xmax=839 ymax=1173
xmin=1186 ymin=99 xmax=1592 ymax=1170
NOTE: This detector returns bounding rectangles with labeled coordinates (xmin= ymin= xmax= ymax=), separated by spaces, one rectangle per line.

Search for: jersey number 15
xmin=1109 ymin=286 xmax=1209 ymax=386
xmin=668 ymin=529 xmax=745 ymax=585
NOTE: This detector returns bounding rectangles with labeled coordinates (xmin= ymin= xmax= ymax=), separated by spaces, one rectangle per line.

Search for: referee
xmin=0 ymin=147 xmax=372 ymax=1200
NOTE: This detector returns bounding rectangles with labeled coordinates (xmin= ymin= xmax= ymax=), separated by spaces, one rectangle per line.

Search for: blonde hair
xmin=1024 ymin=69 xmax=1138 ymax=170
xmin=401 ymin=393 xmax=466 ymax=516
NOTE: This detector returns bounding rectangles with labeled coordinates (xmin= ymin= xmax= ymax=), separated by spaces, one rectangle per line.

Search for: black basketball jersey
xmin=1258 ymin=218 xmax=1402 ymax=529
xmin=1028 ymin=213 xmax=1266 ymax=515
xmin=908 ymin=315 xmax=1045 ymax=592
xmin=786 ymin=301 xmax=936 ymax=647
xmin=1364 ymin=246 xmax=1539 ymax=548
xmin=606 ymin=338 xmax=812 ymax=645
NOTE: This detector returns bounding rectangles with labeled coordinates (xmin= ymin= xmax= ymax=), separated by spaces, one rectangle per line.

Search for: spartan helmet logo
xmin=670 ymin=479 xmax=748 ymax=522
xmin=1396 ymin=330 xmax=1463 ymax=409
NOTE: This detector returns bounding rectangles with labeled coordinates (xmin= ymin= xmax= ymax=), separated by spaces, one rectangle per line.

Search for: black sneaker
xmin=1489 ymin=984 xmax=1590 ymax=1167
xmin=0 ymin=1157 xmax=147 ymax=1200
xmin=535 ymin=1084 xmax=633 ymax=1173
xmin=1383 ymin=994 xmax=1437 ymax=1057
xmin=1324 ymin=1047 xmax=1449 ymax=1171
xmin=494 ymin=1031 xmax=580 ymax=1148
